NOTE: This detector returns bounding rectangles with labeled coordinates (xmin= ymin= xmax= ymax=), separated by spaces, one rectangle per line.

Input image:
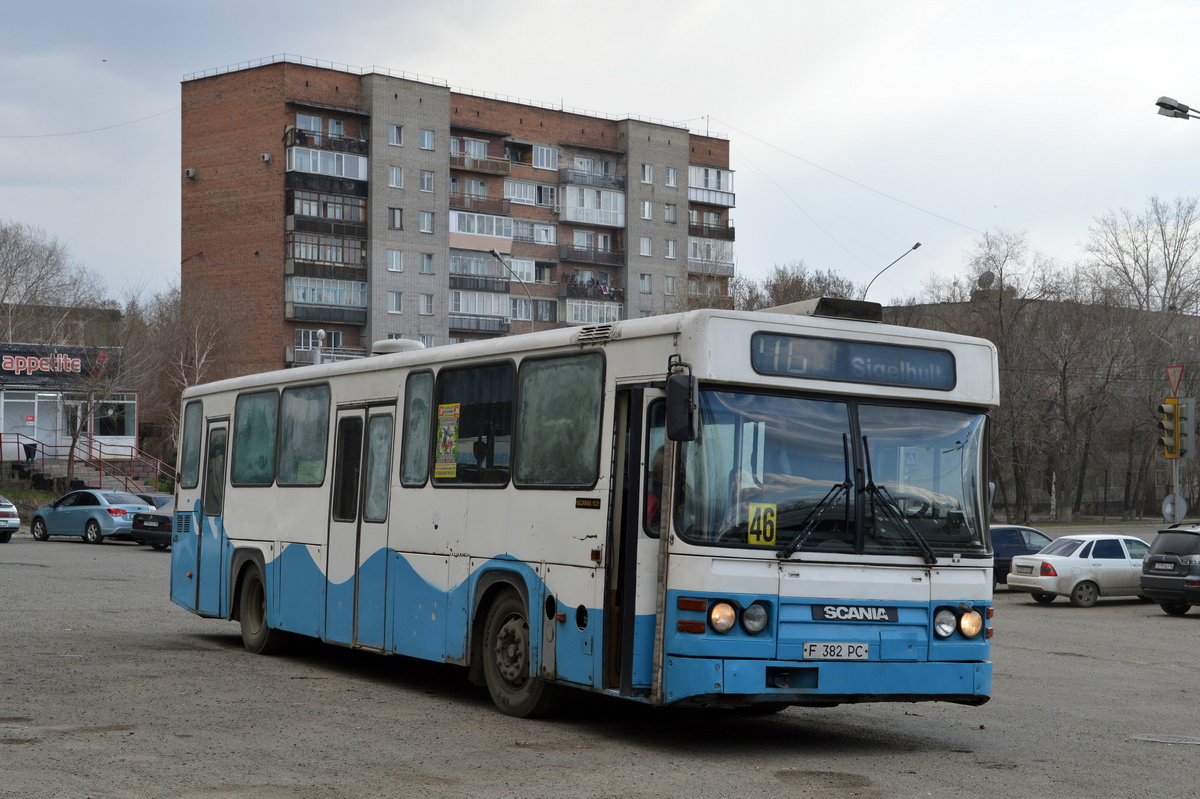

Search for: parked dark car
xmin=991 ymin=524 xmax=1053 ymax=586
xmin=137 ymin=494 xmax=173 ymax=510
xmin=131 ymin=500 xmax=174 ymax=551
xmin=1139 ymin=526 xmax=1200 ymax=615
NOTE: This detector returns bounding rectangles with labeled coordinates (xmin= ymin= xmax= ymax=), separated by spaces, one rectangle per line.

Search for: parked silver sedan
xmin=1007 ymin=534 xmax=1150 ymax=607
xmin=0 ymin=494 xmax=20 ymax=543
xmin=30 ymin=490 xmax=153 ymax=544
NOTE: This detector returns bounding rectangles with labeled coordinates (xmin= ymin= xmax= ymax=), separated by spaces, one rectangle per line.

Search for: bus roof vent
xmin=371 ymin=339 xmax=425 ymax=355
xmin=764 ymin=297 xmax=883 ymax=322
xmin=575 ymin=324 xmax=615 ymax=344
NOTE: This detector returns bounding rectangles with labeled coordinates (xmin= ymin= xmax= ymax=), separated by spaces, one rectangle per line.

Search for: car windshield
xmin=1149 ymin=532 xmax=1200 ymax=556
xmin=674 ymin=390 xmax=989 ymax=556
xmin=1041 ymin=538 xmax=1083 ymax=557
xmin=103 ymin=493 xmax=145 ymax=505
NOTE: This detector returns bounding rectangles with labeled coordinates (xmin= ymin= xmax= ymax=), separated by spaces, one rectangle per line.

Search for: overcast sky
xmin=3 ymin=0 xmax=1200 ymax=305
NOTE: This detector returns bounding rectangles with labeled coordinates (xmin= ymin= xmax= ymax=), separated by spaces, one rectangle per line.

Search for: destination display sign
xmin=751 ymin=333 xmax=956 ymax=391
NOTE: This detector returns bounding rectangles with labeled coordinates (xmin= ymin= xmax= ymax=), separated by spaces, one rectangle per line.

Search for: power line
xmin=711 ymin=116 xmax=985 ymax=236
xmin=0 ymin=105 xmax=180 ymax=139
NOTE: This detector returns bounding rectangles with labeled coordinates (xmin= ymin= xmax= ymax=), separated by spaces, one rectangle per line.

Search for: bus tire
xmin=239 ymin=566 xmax=291 ymax=655
xmin=481 ymin=590 xmax=563 ymax=718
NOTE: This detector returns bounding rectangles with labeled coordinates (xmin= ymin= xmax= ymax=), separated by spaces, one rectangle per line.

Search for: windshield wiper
xmin=778 ymin=434 xmax=853 ymax=560
xmin=862 ymin=435 xmax=938 ymax=565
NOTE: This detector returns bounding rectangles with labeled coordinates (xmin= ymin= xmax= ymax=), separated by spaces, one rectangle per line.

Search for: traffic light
xmin=1180 ymin=398 xmax=1196 ymax=460
xmin=1159 ymin=398 xmax=1181 ymax=458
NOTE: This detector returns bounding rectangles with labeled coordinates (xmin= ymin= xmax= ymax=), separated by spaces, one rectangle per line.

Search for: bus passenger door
xmin=325 ymin=406 xmax=395 ymax=650
xmin=604 ymin=388 xmax=663 ymax=696
xmin=195 ymin=422 xmax=228 ymax=617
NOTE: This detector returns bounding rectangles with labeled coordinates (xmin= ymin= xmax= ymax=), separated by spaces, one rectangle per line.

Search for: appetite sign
xmin=752 ymin=333 xmax=956 ymax=391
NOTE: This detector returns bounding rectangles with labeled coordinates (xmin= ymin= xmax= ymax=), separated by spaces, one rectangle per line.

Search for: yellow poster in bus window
xmin=435 ymin=403 xmax=460 ymax=479
xmin=747 ymin=502 xmax=778 ymax=546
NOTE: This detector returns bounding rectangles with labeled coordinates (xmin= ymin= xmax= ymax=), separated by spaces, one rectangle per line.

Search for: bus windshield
xmin=675 ymin=390 xmax=988 ymax=557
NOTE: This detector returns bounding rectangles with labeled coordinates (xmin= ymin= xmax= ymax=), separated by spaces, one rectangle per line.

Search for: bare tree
xmin=1083 ymin=195 xmax=1200 ymax=313
xmin=0 ymin=220 xmax=107 ymax=343
xmin=734 ymin=261 xmax=859 ymax=311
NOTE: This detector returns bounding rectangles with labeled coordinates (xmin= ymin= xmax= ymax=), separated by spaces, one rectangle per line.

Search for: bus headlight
xmin=741 ymin=602 xmax=768 ymax=634
xmin=959 ymin=609 xmax=984 ymax=638
xmin=709 ymin=602 xmax=737 ymax=633
xmin=933 ymin=608 xmax=958 ymax=638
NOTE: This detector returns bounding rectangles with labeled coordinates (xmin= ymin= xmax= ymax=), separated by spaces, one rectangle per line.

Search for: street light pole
xmin=864 ymin=242 xmax=922 ymax=299
xmin=488 ymin=249 xmax=535 ymax=335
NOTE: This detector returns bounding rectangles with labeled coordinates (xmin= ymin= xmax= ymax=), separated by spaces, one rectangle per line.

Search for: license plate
xmin=803 ymin=642 xmax=869 ymax=660
xmin=1015 ymin=565 xmax=1033 ymax=574
xmin=1155 ymin=562 xmax=1175 ymax=571
xmin=143 ymin=521 xmax=159 ymax=528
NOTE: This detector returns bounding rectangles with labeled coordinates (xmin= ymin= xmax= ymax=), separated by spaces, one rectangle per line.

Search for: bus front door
xmin=325 ymin=406 xmax=395 ymax=650
xmin=603 ymin=388 xmax=663 ymax=696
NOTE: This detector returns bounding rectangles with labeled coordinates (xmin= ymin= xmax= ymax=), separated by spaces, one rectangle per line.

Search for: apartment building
xmin=181 ymin=55 xmax=736 ymax=377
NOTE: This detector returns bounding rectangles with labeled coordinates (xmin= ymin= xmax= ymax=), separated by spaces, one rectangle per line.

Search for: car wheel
xmin=31 ymin=518 xmax=49 ymax=541
xmin=1160 ymin=601 xmax=1191 ymax=616
xmin=150 ymin=542 xmax=170 ymax=551
xmin=84 ymin=520 xmax=104 ymax=545
xmin=0 ymin=531 xmax=10 ymax=544
xmin=1031 ymin=593 xmax=1056 ymax=604
xmin=239 ymin=566 xmax=291 ymax=655
xmin=1069 ymin=581 xmax=1099 ymax=608
xmin=481 ymin=590 xmax=564 ymax=718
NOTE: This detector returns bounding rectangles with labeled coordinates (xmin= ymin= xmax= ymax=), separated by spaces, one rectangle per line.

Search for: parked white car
xmin=0 ymin=494 xmax=20 ymax=543
xmin=1007 ymin=534 xmax=1149 ymax=607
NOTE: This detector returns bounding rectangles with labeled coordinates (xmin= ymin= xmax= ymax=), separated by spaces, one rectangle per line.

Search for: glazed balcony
xmin=688 ymin=223 xmax=735 ymax=241
xmin=448 ymin=314 xmax=510 ymax=334
xmin=560 ymin=169 xmax=625 ymax=190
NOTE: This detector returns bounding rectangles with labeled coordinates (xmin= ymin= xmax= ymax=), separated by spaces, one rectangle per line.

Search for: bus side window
xmin=203 ymin=429 xmax=227 ymax=517
xmin=514 ymin=353 xmax=603 ymax=487
xmin=401 ymin=372 xmax=433 ymax=487
xmin=180 ymin=401 xmax=203 ymax=489
xmin=644 ymin=401 xmax=665 ymax=535
xmin=433 ymin=363 xmax=514 ymax=486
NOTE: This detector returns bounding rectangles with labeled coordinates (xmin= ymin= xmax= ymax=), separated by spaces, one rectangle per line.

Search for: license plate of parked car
xmin=1154 ymin=562 xmax=1175 ymax=570
xmin=1015 ymin=565 xmax=1033 ymax=574
xmin=803 ymin=642 xmax=869 ymax=660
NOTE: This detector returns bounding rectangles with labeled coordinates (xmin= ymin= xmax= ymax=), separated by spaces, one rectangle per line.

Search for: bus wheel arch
xmin=231 ymin=549 xmax=291 ymax=656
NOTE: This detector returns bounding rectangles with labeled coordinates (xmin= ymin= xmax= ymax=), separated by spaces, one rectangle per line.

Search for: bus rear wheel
xmin=481 ymin=591 xmax=563 ymax=718
xmin=239 ymin=566 xmax=291 ymax=655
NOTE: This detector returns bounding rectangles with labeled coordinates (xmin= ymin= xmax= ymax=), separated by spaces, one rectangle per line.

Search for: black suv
xmin=1139 ymin=526 xmax=1200 ymax=615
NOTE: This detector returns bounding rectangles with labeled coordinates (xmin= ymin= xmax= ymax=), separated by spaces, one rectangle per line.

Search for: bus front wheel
xmin=239 ymin=566 xmax=291 ymax=655
xmin=481 ymin=591 xmax=563 ymax=718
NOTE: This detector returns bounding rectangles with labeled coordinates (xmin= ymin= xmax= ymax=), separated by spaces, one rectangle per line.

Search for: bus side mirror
xmin=666 ymin=373 xmax=698 ymax=441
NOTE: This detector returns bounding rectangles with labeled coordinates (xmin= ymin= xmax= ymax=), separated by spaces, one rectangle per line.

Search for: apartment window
xmin=388 ymin=166 xmax=404 ymax=188
xmin=665 ymin=167 xmax=677 ymax=187
xmin=509 ymin=258 xmax=535 ymax=283
xmin=286 ymin=148 xmax=367 ymax=180
xmin=536 ymin=185 xmax=557 ymax=207
xmin=640 ymin=201 xmax=652 ymax=220
xmin=420 ymin=211 xmax=434 ymax=233
xmin=387 ymin=250 xmax=403 ymax=272
xmin=388 ymin=291 xmax=403 ymax=314
xmin=388 ymin=208 xmax=403 ymax=229
xmin=285 ymin=277 xmax=367 ymax=307
xmin=511 ymin=297 xmax=532 ymax=321
xmin=641 ymin=163 xmax=653 ymax=183
xmin=420 ymin=253 xmax=434 ymax=273
xmin=533 ymin=224 xmax=556 ymax=245
xmin=532 ymin=145 xmax=558 ymax=170
xmin=504 ymin=179 xmax=536 ymax=205
xmin=420 ymin=294 xmax=435 ymax=315
xmin=665 ymin=240 xmax=677 ymax=259
xmin=420 ymin=170 xmax=434 ymax=192
xmin=297 ymin=114 xmax=321 ymax=132
xmin=639 ymin=236 xmax=652 ymax=256
xmin=639 ymin=273 xmax=652 ymax=293
xmin=389 ymin=124 xmax=403 ymax=146
xmin=664 ymin=276 xmax=676 ymax=295
xmin=664 ymin=204 xmax=677 ymax=223
xmin=420 ymin=129 xmax=435 ymax=150
xmin=295 ymin=329 xmax=342 ymax=349
xmin=454 ymin=211 xmax=513 ymax=239
xmin=292 ymin=191 xmax=365 ymax=222
xmin=419 ymin=334 xmax=434 ymax=348
xmin=705 ymin=210 xmax=721 ymax=227
xmin=535 ymin=299 xmax=556 ymax=322
xmin=328 ymin=119 xmax=344 ymax=136
xmin=688 ymin=209 xmax=699 ymax=226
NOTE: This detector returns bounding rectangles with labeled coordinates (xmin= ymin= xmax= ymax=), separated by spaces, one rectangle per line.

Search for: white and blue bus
xmin=170 ymin=299 xmax=998 ymax=717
